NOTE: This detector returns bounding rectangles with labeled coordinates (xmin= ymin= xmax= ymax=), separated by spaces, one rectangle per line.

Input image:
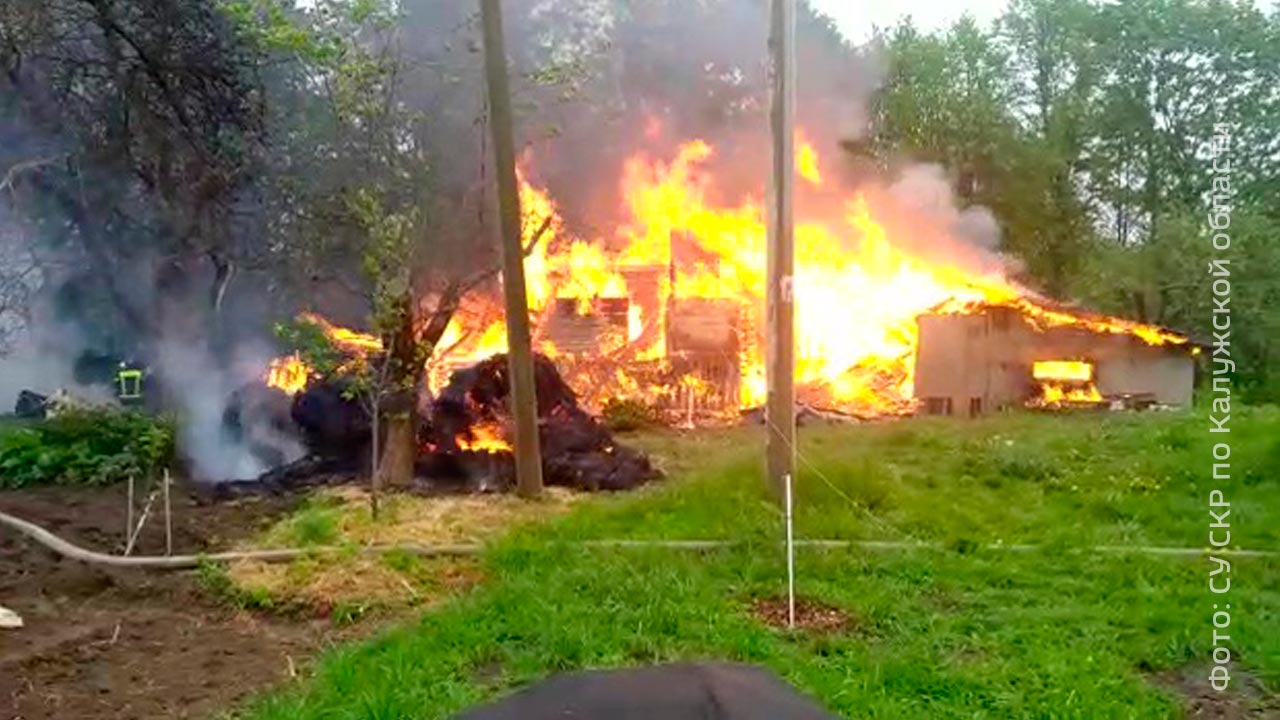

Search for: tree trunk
xmin=377 ymin=292 xmax=420 ymax=489
xmin=369 ymin=401 xmax=381 ymax=519
xmin=377 ymin=413 xmax=415 ymax=490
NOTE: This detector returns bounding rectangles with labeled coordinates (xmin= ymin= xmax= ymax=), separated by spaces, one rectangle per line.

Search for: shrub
xmin=287 ymin=505 xmax=341 ymax=547
xmin=0 ymin=408 xmax=175 ymax=489
xmin=601 ymin=397 xmax=660 ymax=432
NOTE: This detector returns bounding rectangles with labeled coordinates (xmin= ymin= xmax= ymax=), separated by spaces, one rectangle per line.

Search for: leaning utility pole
xmin=480 ymin=0 xmax=543 ymax=497
xmin=765 ymin=0 xmax=796 ymax=499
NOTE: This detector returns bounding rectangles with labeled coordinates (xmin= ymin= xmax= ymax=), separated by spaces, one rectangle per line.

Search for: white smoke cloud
xmin=152 ymin=337 xmax=302 ymax=482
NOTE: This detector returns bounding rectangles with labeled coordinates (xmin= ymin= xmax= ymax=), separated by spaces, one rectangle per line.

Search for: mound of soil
xmin=749 ymin=596 xmax=855 ymax=634
xmin=0 ymin=484 xmax=370 ymax=720
xmin=1151 ymin=665 xmax=1280 ymax=719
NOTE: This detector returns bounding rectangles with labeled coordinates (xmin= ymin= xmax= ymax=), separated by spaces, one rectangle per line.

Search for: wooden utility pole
xmin=480 ymin=0 xmax=543 ymax=498
xmin=765 ymin=0 xmax=796 ymax=498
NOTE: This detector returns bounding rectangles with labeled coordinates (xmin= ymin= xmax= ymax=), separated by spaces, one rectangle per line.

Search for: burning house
xmin=265 ymin=134 xmax=1198 ymax=429
xmin=915 ymin=298 xmax=1198 ymax=416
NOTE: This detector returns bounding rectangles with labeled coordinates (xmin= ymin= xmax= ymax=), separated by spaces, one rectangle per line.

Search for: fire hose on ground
xmin=1 ymin=509 xmax=1274 ymax=571
xmin=0 ymin=509 xmax=481 ymax=569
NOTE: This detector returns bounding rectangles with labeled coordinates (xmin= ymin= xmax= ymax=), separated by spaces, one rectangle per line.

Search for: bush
xmin=0 ymin=408 xmax=175 ymax=489
xmin=601 ymin=397 xmax=660 ymax=432
xmin=287 ymin=505 xmax=341 ymax=547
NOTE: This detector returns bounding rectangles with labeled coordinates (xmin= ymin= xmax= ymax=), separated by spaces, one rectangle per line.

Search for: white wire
xmin=761 ymin=411 xmax=915 ymax=540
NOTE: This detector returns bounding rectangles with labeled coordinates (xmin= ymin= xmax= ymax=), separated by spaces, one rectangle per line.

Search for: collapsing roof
xmin=914 ymin=299 xmax=1198 ymax=416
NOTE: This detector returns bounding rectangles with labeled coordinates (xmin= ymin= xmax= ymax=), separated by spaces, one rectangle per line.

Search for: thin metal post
xmin=163 ymin=469 xmax=172 ymax=556
xmin=785 ymin=472 xmax=795 ymax=629
xmin=125 ymin=474 xmax=134 ymax=551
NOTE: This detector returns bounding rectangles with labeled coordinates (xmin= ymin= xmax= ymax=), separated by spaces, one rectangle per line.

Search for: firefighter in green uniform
xmin=115 ymin=361 xmax=145 ymax=407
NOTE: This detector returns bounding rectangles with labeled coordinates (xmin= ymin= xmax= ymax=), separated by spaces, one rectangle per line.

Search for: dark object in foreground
xmin=455 ymin=662 xmax=839 ymax=720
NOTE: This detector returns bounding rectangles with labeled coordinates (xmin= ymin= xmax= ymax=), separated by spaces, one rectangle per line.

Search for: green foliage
xmin=872 ymin=0 xmax=1280 ymax=385
xmin=222 ymin=0 xmax=396 ymax=64
xmin=275 ymin=316 xmax=347 ymax=379
xmin=287 ymin=505 xmax=342 ymax=547
xmin=194 ymin=558 xmax=240 ymax=602
xmin=0 ymin=408 xmax=174 ymax=489
xmin=346 ymin=189 xmax=428 ymax=366
xmin=195 ymin=558 xmax=285 ymax=612
xmin=600 ymin=398 xmax=661 ymax=432
xmin=381 ymin=547 xmax=423 ymax=575
xmin=330 ymin=601 xmax=372 ymax=627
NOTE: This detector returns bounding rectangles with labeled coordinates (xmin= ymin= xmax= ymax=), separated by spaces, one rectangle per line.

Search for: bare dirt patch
xmin=0 ymin=483 xmax=379 ymax=720
xmin=749 ymin=596 xmax=856 ymax=634
xmin=1152 ymin=665 xmax=1280 ymax=719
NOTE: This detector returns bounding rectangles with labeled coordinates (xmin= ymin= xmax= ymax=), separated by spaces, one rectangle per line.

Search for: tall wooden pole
xmin=480 ymin=0 xmax=543 ymax=497
xmin=765 ymin=0 xmax=796 ymax=498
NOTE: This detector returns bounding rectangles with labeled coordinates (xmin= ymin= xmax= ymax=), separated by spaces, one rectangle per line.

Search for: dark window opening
xmin=924 ymin=397 xmax=953 ymax=416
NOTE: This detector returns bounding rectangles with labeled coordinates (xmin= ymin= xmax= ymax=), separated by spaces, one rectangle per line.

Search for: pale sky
xmin=808 ymin=0 xmax=1009 ymax=42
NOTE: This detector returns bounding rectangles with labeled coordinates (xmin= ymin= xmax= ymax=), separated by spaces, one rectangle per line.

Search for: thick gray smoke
xmin=0 ymin=243 xmax=298 ymax=481
xmin=880 ymin=164 xmax=1008 ymax=273
xmin=492 ymin=0 xmax=1009 ymax=278
xmin=0 ymin=221 xmax=113 ymax=405
xmin=152 ymin=338 xmax=302 ymax=481
xmin=1 ymin=171 xmax=291 ymax=481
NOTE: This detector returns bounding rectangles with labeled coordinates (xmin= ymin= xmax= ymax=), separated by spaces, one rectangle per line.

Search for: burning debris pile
xmin=426 ymin=354 xmax=659 ymax=491
xmin=228 ymin=350 xmax=660 ymax=496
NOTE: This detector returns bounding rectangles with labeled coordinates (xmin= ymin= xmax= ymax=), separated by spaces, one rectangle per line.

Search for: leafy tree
xmin=871 ymin=0 xmax=1280 ymax=392
xmin=0 ymin=0 xmax=267 ymax=351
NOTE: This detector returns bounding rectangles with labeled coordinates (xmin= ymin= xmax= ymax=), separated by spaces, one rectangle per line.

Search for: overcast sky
xmin=808 ymin=0 xmax=1008 ymax=42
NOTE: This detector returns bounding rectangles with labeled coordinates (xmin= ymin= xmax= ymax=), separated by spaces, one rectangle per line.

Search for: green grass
xmin=285 ymin=502 xmax=343 ymax=547
xmin=0 ymin=415 xmax=33 ymax=439
xmin=240 ymin=408 xmax=1280 ymax=719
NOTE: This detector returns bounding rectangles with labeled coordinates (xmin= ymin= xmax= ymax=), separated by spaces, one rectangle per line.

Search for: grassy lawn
xmin=0 ymin=415 xmax=34 ymax=439
xmin=238 ymin=408 xmax=1280 ymax=719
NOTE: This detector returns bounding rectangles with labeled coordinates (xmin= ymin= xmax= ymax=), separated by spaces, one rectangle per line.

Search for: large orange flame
xmin=268 ymin=131 xmax=1188 ymax=420
xmin=265 ymin=354 xmax=309 ymax=395
xmin=457 ymin=422 xmax=512 ymax=453
xmin=298 ymin=312 xmax=383 ymax=353
xmin=1033 ymin=360 xmax=1093 ymax=382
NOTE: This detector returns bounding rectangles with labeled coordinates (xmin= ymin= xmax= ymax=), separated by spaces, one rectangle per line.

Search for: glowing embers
xmin=456 ymin=421 xmax=512 ymax=453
